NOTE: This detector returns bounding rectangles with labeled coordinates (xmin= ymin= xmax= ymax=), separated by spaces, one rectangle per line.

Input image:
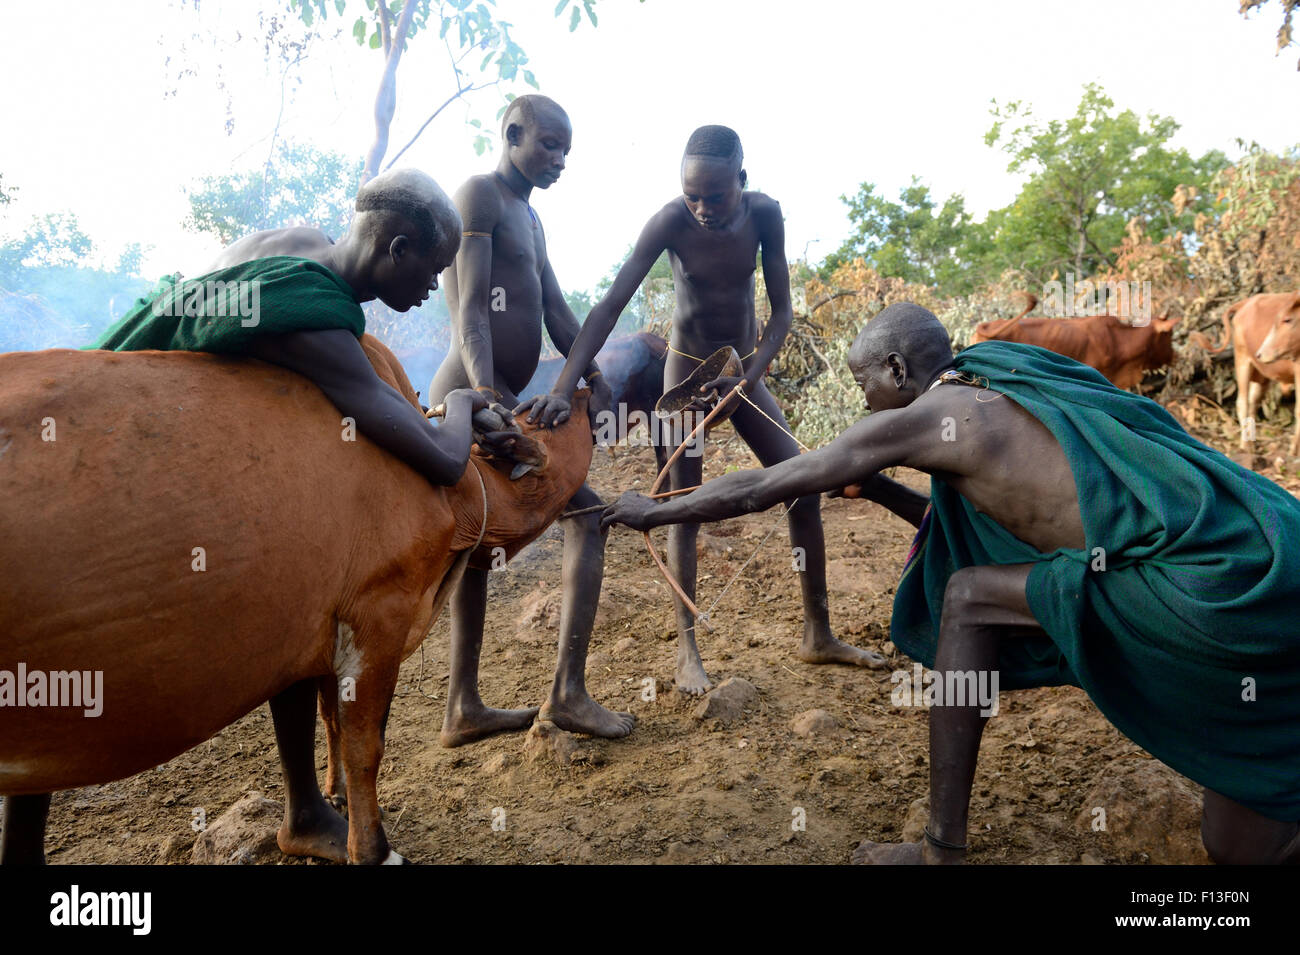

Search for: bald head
xmin=501 ymin=94 xmax=569 ymax=139
xmin=353 ymin=168 xmax=460 ymax=255
xmin=851 ymin=303 xmax=953 ymax=369
xmin=848 ymin=303 xmax=955 ymax=412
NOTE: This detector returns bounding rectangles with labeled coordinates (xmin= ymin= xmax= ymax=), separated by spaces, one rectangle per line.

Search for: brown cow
xmin=0 ymin=336 xmax=591 ymax=864
xmin=971 ymin=310 xmax=1179 ymax=390
xmin=1191 ymin=292 xmax=1300 ymax=454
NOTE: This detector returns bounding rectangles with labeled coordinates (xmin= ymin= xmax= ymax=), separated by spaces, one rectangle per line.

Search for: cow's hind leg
xmin=1201 ymin=788 xmax=1300 ymax=864
xmin=0 ymin=793 xmax=51 ymax=865
xmin=270 ymin=677 xmax=348 ymax=863
xmin=319 ymin=674 xmax=347 ymax=812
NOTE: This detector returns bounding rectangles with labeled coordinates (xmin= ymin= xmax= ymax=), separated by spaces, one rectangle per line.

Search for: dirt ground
xmin=37 ymin=393 xmax=1300 ymax=865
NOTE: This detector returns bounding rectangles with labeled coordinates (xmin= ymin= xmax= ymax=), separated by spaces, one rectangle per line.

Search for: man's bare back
xmin=209 ymin=226 xmax=335 ymax=271
xmin=899 ymin=383 xmax=1084 ymax=553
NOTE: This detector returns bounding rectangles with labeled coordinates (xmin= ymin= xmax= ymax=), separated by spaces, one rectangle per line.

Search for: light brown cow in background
xmin=971 ymin=305 xmax=1179 ymax=390
xmin=0 ymin=336 xmax=592 ymax=864
xmin=1190 ymin=292 xmax=1300 ymax=454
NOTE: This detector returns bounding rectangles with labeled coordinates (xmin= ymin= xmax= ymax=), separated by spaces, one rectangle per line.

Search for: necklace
xmin=928 ymin=368 xmax=1003 ymax=402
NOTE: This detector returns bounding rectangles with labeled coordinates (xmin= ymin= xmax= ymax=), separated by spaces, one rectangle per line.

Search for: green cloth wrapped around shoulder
xmin=891 ymin=340 xmax=1300 ymax=821
xmin=89 ymin=256 xmax=365 ymax=353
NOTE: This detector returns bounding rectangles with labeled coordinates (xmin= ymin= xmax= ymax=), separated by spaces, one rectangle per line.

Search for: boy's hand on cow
xmin=516 ymin=391 xmax=571 ymax=429
xmin=601 ymin=490 xmax=657 ymax=532
xmin=446 ymin=388 xmax=491 ymax=415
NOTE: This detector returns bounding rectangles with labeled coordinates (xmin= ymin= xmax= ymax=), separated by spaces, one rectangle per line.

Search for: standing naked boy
xmin=525 ymin=125 xmax=882 ymax=694
xmin=428 ymin=94 xmax=635 ymax=743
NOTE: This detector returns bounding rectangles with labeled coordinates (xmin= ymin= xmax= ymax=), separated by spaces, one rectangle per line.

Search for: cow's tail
xmin=1189 ymin=299 xmax=1245 ymax=354
xmin=976 ymin=292 xmax=1038 ymax=342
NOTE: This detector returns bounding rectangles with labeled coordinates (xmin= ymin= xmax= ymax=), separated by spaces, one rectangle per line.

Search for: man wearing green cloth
xmin=602 ymin=302 xmax=1300 ymax=865
xmin=91 ymin=167 xmax=493 ymax=489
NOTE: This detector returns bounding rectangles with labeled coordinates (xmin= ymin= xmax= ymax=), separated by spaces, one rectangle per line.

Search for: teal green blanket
xmin=892 ymin=341 xmax=1300 ymax=821
xmin=90 ymin=256 xmax=364 ymax=353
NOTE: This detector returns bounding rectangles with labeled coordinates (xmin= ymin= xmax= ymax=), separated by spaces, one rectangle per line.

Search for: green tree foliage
xmin=183 ymin=142 xmax=364 ymax=245
xmin=976 ymin=84 xmax=1227 ymax=285
xmin=825 ymin=85 xmax=1228 ymax=295
xmin=823 ymin=177 xmax=972 ymax=293
xmin=0 ymin=212 xmax=153 ymax=350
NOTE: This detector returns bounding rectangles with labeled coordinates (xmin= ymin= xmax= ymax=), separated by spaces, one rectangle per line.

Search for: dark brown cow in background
xmin=971 ymin=304 xmax=1179 ymax=390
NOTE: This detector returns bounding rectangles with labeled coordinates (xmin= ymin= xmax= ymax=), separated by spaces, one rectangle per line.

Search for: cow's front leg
xmin=336 ymin=650 xmax=405 ymax=864
xmin=269 ymin=678 xmax=348 ymax=863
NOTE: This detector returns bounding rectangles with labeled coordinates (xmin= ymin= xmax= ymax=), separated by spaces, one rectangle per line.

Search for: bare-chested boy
xmin=525 ymin=125 xmax=881 ymax=695
xmin=74 ymin=168 xmax=492 ymax=863
xmin=427 ymin=94 xmax=635 ymax=744
xmin=603 ymin=303 xmax=1300 ymax=865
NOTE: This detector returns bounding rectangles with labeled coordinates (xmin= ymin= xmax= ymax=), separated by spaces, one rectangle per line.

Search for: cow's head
xmin=1146 ymin=315 xmax=1179 ymax=368
xmin=1255 ymin=293 xmax=1300 ymax=364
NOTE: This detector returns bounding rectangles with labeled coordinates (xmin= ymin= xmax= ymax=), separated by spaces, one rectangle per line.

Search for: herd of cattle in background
xmin=433 ymin=290 xmax=1300 ymax=460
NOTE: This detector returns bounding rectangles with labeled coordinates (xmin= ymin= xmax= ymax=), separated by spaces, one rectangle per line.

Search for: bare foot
xmin=278 ymin=800 xmax=349 ymax=864
xmin=675 ymin=655 xmax=712 ymax=696
xmin=851 ymin=839 xmax=965 ymax=865
xmin=798 ymin=634 xmax=887 ymax=668
xmin=440 ymin=703 xmax=540 ymax=748
xmin=540 ymin=693 xmax=636 ymax=738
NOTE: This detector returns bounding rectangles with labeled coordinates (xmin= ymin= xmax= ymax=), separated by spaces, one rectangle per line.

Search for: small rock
xmin=901 ymin=796 xmax=929 ymax=842
xmin=1074 ymin=758 xmax=1209 ymax=864
xmin=523 ymin=720 xmax=583 ymax=767
xmin=1080 ymin=851 xmax=1106 ymax=865
xmin=480 ymin=752 xmax=515 ymax=775
xmin=791 ymin=709 xmax=839 ymax=737
xmin=613 ymin=636 xmax=637 ymax=654
xmin=692 ymin=677 xmax=759 ymax=725
xmin=516 ymin=586 xmax=560 ymax=641
xmin=156 ymin=831 xmax=194 ymax=864
xmin=191 ymin=792 xmax=283 ymax=865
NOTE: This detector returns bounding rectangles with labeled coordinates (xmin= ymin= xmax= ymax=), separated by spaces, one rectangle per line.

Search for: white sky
xmin=1 ymin=0 xmax=1296 ymax=292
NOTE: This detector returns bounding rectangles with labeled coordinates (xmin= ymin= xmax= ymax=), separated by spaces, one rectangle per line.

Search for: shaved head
xmin=684 ymin=124 xmax=743 ymax=167
xmin=501 ymin=94 xmax=569 ymax=138
xmin=851 ymin=303 xmax=953 ymax=370
xmin=354 ymin=168 xmax=460 ymax=254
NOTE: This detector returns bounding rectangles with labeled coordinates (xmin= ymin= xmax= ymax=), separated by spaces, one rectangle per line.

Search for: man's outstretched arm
xmin=602 ymin=408 xmax=925 ymax=531
xmin=245 ymin=329 xmax=485 ymax=487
